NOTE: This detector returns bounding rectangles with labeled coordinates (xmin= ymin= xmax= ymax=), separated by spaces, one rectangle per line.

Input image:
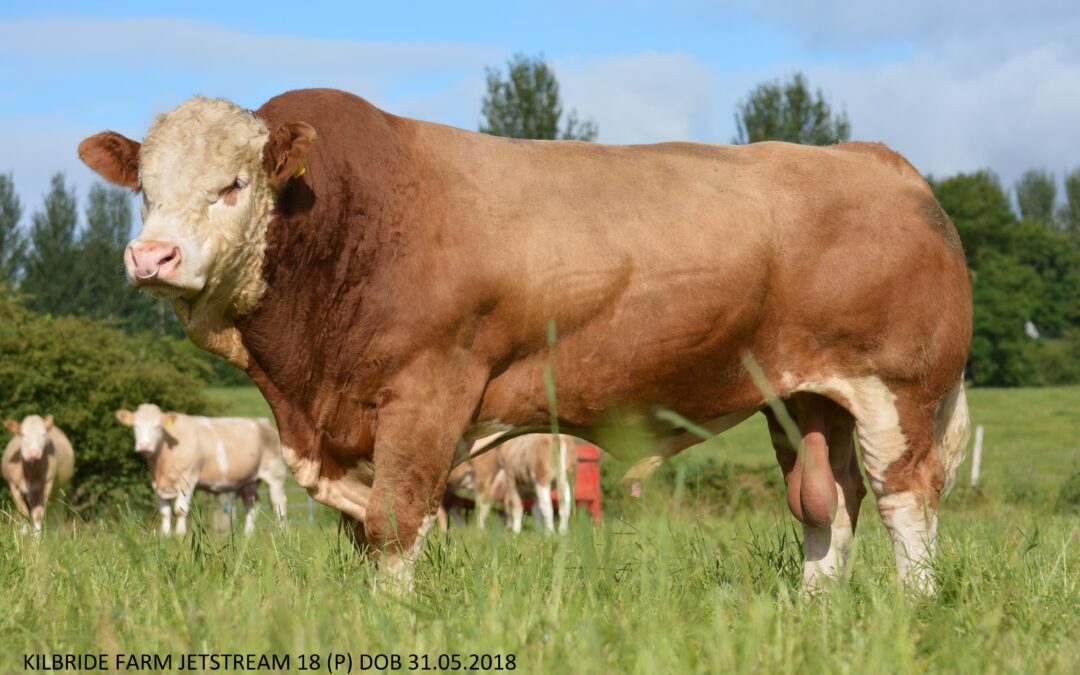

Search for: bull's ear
xmin=115 ymin=409 xmax=134 ymax=427
xmin=78 ymin=131 xmax=142 ymax=191
xmin=163 ymin=412 xmax=178 ymax=429
xmin=43 ymin=415 xmax=54 ymax=431
xmin=3 ymin=419 xmax=18 ymax=435
xmin=263 ymin=122 xmax=316 ymax=190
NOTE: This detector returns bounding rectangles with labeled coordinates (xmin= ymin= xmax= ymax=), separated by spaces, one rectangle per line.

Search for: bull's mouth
xmin=130 ymin=276 xmax=193 ymax=299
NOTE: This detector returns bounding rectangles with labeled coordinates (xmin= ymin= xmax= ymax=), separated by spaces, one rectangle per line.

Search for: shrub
xmin=0 ymin=291 xmax=216 ymax=516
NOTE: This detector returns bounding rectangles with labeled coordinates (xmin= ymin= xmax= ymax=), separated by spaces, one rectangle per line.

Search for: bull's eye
xmin=218 ymin=177 xmax=248 ymax=204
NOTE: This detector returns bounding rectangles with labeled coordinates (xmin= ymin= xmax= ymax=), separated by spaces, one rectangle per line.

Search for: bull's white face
xmin=117 ymin=404 xmax=176 ymax=456
xmin=79 ymin=96 xmax=315 ymax=365
xmin=129 ymin=99 xmax=273 ymax=302
xmin=4 ymin=415 xmax=53 ymax=462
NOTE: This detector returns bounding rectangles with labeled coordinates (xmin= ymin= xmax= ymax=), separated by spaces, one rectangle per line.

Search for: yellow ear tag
xmin=164 ymin=417 xmax=174 ymax=431
xmin=292 ymin=165 xmax=305 ymax=179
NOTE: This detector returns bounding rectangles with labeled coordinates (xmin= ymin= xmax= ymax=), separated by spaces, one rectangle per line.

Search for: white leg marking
xmin=509 ymin=499 xmax=524 ymax=534
xmin=174 ymin=488 xmax=193 ymax=536
xmin=243 ymin=499 xmax=260 ymax=537
xmin=268 ymin=479 xmax=287 ymax=522
xmin=476 ymin=497 xmax=492 ymax=528
xmin=534 ymin=482 xmax=555 ymax=533
xmin=376 ymin=513 xmax=436 ymax=594
xmin=158 ymin=497 xmax=173 ymax=536
xmin=556 ymin=436 xmax=573 ymax=533
xmin=877 ymin=491 xmax=937 ymax=593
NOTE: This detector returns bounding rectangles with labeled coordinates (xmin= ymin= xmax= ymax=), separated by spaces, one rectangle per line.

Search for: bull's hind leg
xmin=766 ymin=396 xmax=866 ymax=589
xmin=848 ymin=378 xmax=961 ymax=594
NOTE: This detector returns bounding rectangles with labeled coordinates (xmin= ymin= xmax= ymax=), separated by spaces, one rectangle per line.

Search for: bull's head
xmin=116 ymin=404 xmax=178 ymax=456
xmin=3 ymin=415 xmax=54 ymax=462
xmin=78 ymin=97 xmax=314 ymax=313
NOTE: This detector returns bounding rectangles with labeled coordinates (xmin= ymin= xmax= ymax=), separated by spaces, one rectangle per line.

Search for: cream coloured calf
xmin=2 ymin=415 xmax=74 ymax=534
xmin=462 ymin=434 xmax=576 ymax=534
xmin=116 ymin=404 xmax=286 ymax=535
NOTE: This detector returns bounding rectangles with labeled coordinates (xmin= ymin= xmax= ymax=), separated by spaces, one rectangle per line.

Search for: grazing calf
xmin=464 ymin=434 xmax=576 ymax=534
xmin=2 ymin=415 xmax=74 ymax=534
xmin=116 ymin=404 xmax=287 ymax=535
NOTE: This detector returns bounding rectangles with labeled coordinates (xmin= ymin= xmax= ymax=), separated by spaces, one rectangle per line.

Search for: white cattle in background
xmin=2 ymin=414 xmax=75 ymax=534
xmin=116 ymin=404 xmax=286 ymax=535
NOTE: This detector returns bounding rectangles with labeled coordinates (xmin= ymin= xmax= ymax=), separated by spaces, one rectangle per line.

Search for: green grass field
xmin=4 ymin=387 xmax=1078 ymax=673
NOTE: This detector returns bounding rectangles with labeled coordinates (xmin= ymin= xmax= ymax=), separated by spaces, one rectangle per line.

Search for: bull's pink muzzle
xmin=126 ymin=241 xmax=181 ymax=282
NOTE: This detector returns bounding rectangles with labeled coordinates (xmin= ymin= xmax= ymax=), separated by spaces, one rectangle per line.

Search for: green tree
xmin=76 ymin=183 xmax=171 ymax=333
xmin=1015 ymin=169 xmax=1057 ymax=227
xmin=1005 ymin=219 xmax=1080 ymax=337
xmin=0 ymin=173 xmax=26 ymax=285
xmin=480 ymin=53 xmax=598 ymax=141
xmin=1060 ymin=167 xmax=1080 ymax=242
xmin=733 ymin=72 xmax=851 ymax=145
xmin=78 ymin=183 xmax=131 ymax=320
xmin=21 ymin=173 xmax=80 ymax=315
xmin=969 ymin=253 xmax=1043 ymax=386
xmin=929 ymin=170 xmax=1017 ymax=266
xmin=931 ymin=170 xmax=1080 ymax=386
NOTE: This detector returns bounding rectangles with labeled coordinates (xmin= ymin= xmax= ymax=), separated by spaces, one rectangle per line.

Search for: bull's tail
xmin=935 ymin=378 xmax=970 ymax=498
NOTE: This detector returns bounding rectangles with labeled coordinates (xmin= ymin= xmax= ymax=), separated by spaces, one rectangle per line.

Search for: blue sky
xmin=3 ymin=1 xmax=1079 ymax=218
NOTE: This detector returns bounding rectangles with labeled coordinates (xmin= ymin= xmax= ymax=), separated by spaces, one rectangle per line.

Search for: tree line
xmin=1 ymin=60 xmax=1077 ymax=387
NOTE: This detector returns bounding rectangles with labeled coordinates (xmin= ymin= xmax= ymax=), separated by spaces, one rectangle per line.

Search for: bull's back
xmin=444 ymin=135 xmax=970 ymax=422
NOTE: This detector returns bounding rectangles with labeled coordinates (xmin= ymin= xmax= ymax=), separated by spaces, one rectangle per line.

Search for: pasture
xmin=2 ymin=386 xmax=1078 ymax=673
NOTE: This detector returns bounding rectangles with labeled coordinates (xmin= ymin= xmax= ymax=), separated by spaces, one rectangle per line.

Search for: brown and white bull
xmin=79 ymin=88 xmax=971 ymax=592
xmin=2 ymin=415 xmax=75 ymax=534
xmin=115 ymin=404 xmax=287 ymax=535
xmin=460 ymin=434 xmax=576 ymax=534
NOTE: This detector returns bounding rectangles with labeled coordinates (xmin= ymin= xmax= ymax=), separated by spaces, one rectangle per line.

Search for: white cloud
xmin=5 ymin=10 xmax=1080 ymax=223
xmin=557 ymin=51 xmax=723 ymax=143
xmin=804 ymin=42 xmax=1080 ymax=191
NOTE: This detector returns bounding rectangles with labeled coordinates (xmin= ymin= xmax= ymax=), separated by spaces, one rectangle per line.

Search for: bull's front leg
xmin=361 ymin=358 xmax=485 ymax=591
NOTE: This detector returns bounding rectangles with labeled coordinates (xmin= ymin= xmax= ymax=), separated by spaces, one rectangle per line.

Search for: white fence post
xmin=970 ymin=424 xmax=984 ymax=487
